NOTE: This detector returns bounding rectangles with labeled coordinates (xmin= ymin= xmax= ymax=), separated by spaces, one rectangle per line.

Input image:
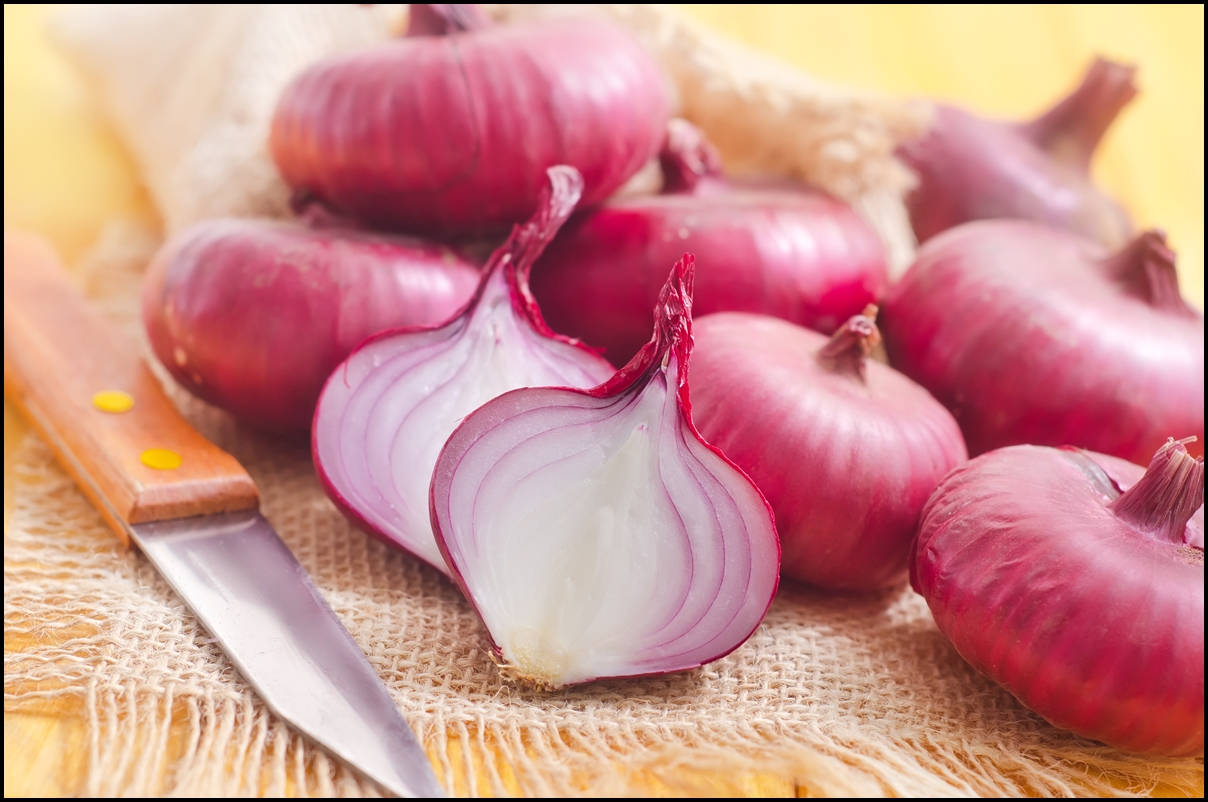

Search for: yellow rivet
xmin=92 ymin=390 xmax=134 ymax=414
xmin=140 ymin=448 xmax=182 ymax=470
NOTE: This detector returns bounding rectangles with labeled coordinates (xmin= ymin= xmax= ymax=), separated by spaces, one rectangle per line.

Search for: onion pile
xmin=270 ymin=3 xmax=670 ymax=237
xmin=881 ymin=221 xmax=1204 ymax=465
xmin=531 ymin=119 xmax=889 ymax=365
xmin=912 ymin=438 xmax=1204 ymax=756
xmin=901 ymin=57 xmax=1136 ymax=246
xmin=430 ymin=255 xmax=780 ymax=688
xmin=312 ymin=166 xmax=613 ymax=572
xmin=689 ymin=307 xmax=967 ymax=591
xmin=142 ymin=217 xmax=478 ymax=432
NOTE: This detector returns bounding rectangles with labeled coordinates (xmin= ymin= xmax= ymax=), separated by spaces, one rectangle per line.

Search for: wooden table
xmin=4 ymin=4 xmax=1203 ymax=796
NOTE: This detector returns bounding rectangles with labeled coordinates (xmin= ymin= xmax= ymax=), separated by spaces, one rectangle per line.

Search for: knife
xmin=3 ymin=230 xmax=446 ymax=798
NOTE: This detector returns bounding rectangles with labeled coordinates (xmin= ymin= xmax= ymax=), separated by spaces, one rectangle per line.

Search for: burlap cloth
xmin=5 ymin=4 xmax=1204 ymax=797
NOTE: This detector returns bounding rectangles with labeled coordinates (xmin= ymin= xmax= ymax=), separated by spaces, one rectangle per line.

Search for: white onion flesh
xmin=431 ymin=258 xmax=780 ymax=688
xmin=312 ymin=167 xmax=613 ymax=572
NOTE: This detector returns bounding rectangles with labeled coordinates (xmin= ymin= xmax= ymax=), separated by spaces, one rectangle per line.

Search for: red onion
xmin=142 ymin=217 xmax=478 ymax=433
xmin=530 ymin=119 xmax=889 ymax=366
xmin=269 ymin=3 xmax=670 ymax=237
xmin=312 ymin=166 xmax=613 ymax=573
xmin=912 ymin=438 xmax=1204 ymax=756
xmin=881 ymin=221 xmax=1204 ymax=465
xmin=901 ymin=57 xmax=1136 ymax=246
xmin=430 ymin=256 xmax=780 ymax=688
xmin=689 ymin=307 xmax=967 ymax=591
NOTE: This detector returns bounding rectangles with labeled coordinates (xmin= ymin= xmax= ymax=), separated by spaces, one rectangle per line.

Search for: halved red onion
xmin=312 ymin=166 xmax=613 ymax=572
xmin=430 ymin=256 xmax=780 ymax=688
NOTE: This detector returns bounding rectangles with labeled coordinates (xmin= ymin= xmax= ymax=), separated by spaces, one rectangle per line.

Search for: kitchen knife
xmin=3 ymin=230 xmax=445 ymax=798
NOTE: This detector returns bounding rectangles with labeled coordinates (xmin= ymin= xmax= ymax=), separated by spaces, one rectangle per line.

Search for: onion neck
xmin=817 ymin=305 xmax=881 ymax=381
xmin=406 ymin=4 xmax=490 ymax=36
xmin=659 ymin=119 xmax=724 ymax=194
xmin=1020 ymin=57 xmax=1137 ymax=171
xmin=1103 ymin=230 xmax=1197 ymax=316
xmin=1109 ymin=437 xmax=1205 ymax=547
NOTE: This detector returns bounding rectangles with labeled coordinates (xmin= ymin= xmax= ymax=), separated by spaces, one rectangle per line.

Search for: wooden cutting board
xmin=4 ymin=3 xmax=1203 ymax=797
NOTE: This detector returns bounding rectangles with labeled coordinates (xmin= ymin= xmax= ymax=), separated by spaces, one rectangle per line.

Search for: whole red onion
xmin=142 ymin=217 xmax=478 ymax=432
xmin=269 ymin=3 xmax=670 ymax=237
xmin=901 ymin=57 xmax=1136 ymax=246
xmin=881 ymin=221 xmax=1204 ymax=465
xmin=912 ymin=438 xmax=1204 ymax=756
xmin=689 ymin=308 xmax=967 ymax=591
xmin=530 ymin=120 xmax=889 ymax=366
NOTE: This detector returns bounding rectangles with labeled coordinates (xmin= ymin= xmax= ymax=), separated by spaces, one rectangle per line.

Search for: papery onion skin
xmin=901 ymin=57 xmax=1135 ymax=246
xmin=141 ymin=218 xmax=478 ymax=433
xmin=881 ymin=221 xmax=1204 ymax=465
xmin=312 ymin=166 xmax=613 ymax=573
xmin=269 ymin=4 xmax=670 ymax=237
xmin=531 ymin=119 xmax=888 ymax=366
xmin=690 ymin=308 xmax=967 ymax=591
xmin=911 ymin=440 xmax=1204 ymax=756
xmin=430 ymin=256 xmax=780 ymax=688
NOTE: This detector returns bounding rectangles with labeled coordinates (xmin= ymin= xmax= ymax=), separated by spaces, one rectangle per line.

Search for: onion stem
xmin=657 ymin=119 xmax=723 ymax=193
xmin=817 ymin=304 xmax=880 ymax=380
xmin=1021 ymin=57 xmax=1138 ymax=170
xmin=406 ymin=3 xmax=490 ymax=36
xmin=1109 ymin=437 xmax=1205 ymax=546
xmin=1102 ymin=230 xmax=1197 ymax=315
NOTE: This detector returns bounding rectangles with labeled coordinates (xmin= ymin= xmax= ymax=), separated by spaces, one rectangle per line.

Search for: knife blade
xmin=3 ymin=230 xmax=445 ymax=798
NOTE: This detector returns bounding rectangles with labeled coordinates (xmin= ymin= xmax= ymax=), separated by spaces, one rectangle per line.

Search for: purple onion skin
xmin=901 ymin=58 xmax=1135 ymax=247
xmin=531 ymin=178 xmax=888 ymax=366
xmin=690 ymin=311 xmax=967 ymax=591
xmin=270 ymin=9 xmax=670 ymax=237
xmin=142 ymin=218 xmax=478 ymax=433
xmin=881 ymin=221 xmax=1204 ymax=465
xmin=912 ymin=443 xmax=1204 ymax=756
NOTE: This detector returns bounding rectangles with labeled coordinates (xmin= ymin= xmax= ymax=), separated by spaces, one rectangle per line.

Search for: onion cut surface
xmin=312 ymin=167 xmax=613 ymax=572
xmin=912 ymin=438 xmax=1204 ymax=756
xmin=882 ymin=221 xmax=1204 ymax=465
xmin=431 ymin=256 xmax=780 ymax=688
xmin=690 ymin=307 xmax=967 ymax=591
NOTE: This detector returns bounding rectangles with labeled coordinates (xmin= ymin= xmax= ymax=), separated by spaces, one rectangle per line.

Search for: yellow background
xmin=4 ymin=3 xmax=1204 ymax=796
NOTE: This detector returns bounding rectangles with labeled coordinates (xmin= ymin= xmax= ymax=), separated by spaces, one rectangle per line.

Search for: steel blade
xmin=131 ymin=510 xmax=445 ymax=798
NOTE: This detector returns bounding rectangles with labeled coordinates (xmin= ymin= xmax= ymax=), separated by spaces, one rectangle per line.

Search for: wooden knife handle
xmin=3 ymin=230 xmax=259 ymax=545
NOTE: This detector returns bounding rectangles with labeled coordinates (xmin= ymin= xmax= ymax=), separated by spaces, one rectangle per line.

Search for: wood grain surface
xmin=4 ymin=3 xmax=1203 ymax=797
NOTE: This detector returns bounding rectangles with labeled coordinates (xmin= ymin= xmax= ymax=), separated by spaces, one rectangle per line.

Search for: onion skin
xmin=530 ymin=120 xmax=889 ymax=366
xmin=912 ymin=440 xmax=1204 ymax=756
xmin=901 ymin=57 xmax=1135 ymax=246
xmin=269 ymin=4 xmax=670 ymax=237
xmin=881 ymin=221 xmax=1204 ymax=465
xmin=690 ymin=309 xmax=967 ymax=591
xmin=142 ymin=218 xmax=478 ymax=432
xmin=430 ymin=256 xmax=781 ymax=688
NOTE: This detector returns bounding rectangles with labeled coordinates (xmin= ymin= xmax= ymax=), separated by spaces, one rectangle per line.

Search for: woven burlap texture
xmin=5 ymin=225 xmax=1204 ymax=796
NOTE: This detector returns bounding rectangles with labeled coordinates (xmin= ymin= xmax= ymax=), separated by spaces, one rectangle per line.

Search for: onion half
xmin=690 ymin=307 xmax=967 ymax=591
xmin=312 ymin=166 xmax=613 ymax=572
xmin=912 ymin=438 xmax=1204 ymax=756
xmin=430 ymin=256 xmax=780 ymax=688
